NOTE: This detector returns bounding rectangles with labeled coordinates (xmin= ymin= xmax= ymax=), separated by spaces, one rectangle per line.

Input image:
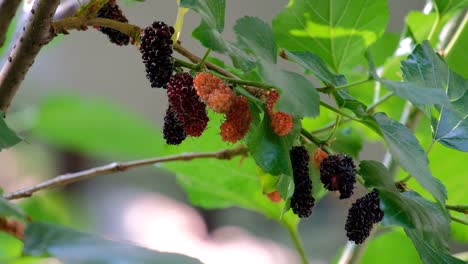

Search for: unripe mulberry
xmin=320 ymin=154 xmax=356 ymax=199
xmin=345 ymin=190 xmax=384 ymax=244
xmin=312 ymin=148 xmax=329 ymax=168
xmin=289 ymin=146 xmax=315 ymax=218
xmin=193 ymin=72 xmax=236 ymax=113
xmin=166 ymin=73 xmax=209 ymax=137
xmin=96 ymin=0 xmax=130 ymax=46
xmin=266 ymin=190 xmax=282 ymax=203
xmin=266 ymin=91 xmax=293 ymax=136
xmin=220 ymin=96 xmax=252 ymax=143
xmin=140 ymin=21 xmax=175 ymax=88
xmin=163 ymin=106 xmax=186 ymax=145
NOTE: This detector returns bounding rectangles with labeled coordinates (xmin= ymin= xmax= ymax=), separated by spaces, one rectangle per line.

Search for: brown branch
xmin=0 ymin=0 xmax=61 ymax=113
xmin=4 ymin=146 xmax=248 ymax=200
xmin=0 ymin=216 xmax=25 ymax=240
xmin=0 ymin=0 xmax=21 ymax=47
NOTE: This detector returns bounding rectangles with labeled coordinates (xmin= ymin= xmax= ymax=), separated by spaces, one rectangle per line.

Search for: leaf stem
xmin=197 ymin=49 xmax=212 ymax=68
xmin=317 ymin=78 xmax=372 ymax=93
xmin=324 ymin=114 xmax=342 ymax=143
xmin=442 ymin=10 xmax=468 ymax=57
xmin=367 ymin=92 xmax=394 ymax=114
xmin=283 ymin=221 xmax=309 ymax=264
xmin=301 ymin=128 xmax=333 ymax=154
xmin=218 ymin=76 xmax=276 ymax=90
xmin=427 ymin=12 xmax=440 ymax=43
xmin=174 ymin=58 xmax=200 ymax=70
xmin=319 ymin=101 xmax=361 ymax=122
xmin=451 ymin=216 xmax=468 ymax=226
xmin=446 ymin=204 xmax=468 ymax=214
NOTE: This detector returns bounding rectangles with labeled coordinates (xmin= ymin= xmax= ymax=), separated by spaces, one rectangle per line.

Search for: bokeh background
xmin=2 ymin=0 xmax=466 ymax=264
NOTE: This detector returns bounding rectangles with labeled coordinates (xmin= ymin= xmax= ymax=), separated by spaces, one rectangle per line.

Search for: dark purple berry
xmin=140 ymin=21 xmax=175 ymax=88
xmin=96 ymin=0 xmax=130 ymax=46
xmin=167 ymin=73 xmax=209 ymax=137
xmin=163 ymin=106 xmax=186 ymax=145
xmin=345 ymin=190 xmax=384 ymax=244
xmin=290 ymin=146 xmax=315 ymax=218
xmin=320 ymin=154 xmax=356 ymax=199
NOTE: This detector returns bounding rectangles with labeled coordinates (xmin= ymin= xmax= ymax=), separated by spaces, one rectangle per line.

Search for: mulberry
xmin=163 ymin=106 xmax=186 ymax=145
xmin=140 ymin=21 xmax=175 ymax=88
xmin=312 ymin=148 xmax=329 ymax=168
xmin=320 ymin=154 xmax=356 ymax=199
xmin=220 ymin=96 xmax=252 ymax=143
xmin=289 ymin=146 xmax=315 ymax=218
xmin=266 ymin=190 xmax=282 ymax=203
xmin=166 ymin=73 xmax=209 ymax=137
xmin=193 ymin=72 xmax=236 ymax=113
xmin=96 ymin=0 xmax=130 ymax=46
xmin=345 ymin=190 xmax=384 ymax=244
xmin=266 ymin=91 xmax=293 ymax=136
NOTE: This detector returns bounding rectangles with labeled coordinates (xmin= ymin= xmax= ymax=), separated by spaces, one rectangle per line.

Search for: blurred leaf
xmin=368 ymin=32 xmax=400 ymax=66
xmin=361 ymin=229 xmax=421 ymax=264
xmin=405 ymin=228 xmax=465 ymax=264
xmin=434 ymin=0 xmax=468 ymax=15
xmin=285 ymin=51 xmax=347 ymax=86
xmin=20 ymin=194 xmax=71 ymax=225
xmin=406 ymin=11 xmax=437 ymax=43
xmin=234 ymin=16 xmax=277 ymax=63
xmin=0 ymin=233 xmax=22 ymax=261
xmin=272 ymin=0 xmax=389 ymax=71
xmin=373 ymin=113 xmax=447 ymax=205
xmin=0 ymin=114 xmax=22 ymax=150
xmin=401 ymin=41 xmax=468 ymax=152
xmin=33 ymin=93 xmax=163 ymax=158
xmin=23 ymin=222 xmax=202 ymax=264
xmin=0 ymin=197 xmax=26 ymax=220
xmin=379 ymin=79 xmax=450 ymax=105
xmin=445 ymin=12 xmax=468 ymax=78
xmin=180 ymin=0 xmax=255 ymax=70
xmin=330 ymin=127 xmax=363 ymax=159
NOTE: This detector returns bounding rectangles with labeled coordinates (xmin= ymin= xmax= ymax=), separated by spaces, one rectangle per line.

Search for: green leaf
xmin=405 ymin=228 xmax=465 ymax=264
xmin=234 ymin=16 xmax=277 ymax=63
xmin=445 ymin=14 xmax=468 ymax=78
xmin=258 ymin=63 xmax=320 ymax=117
xmin=180 ymin=0 xmax=255 ymax=70
xmin=361 ymin=229 xmax=421 ymax=264
xmin=272 ymin=0 xmax=389 ymax=72
xmin=373 ymin=112 xmax=447 ymax=204
xmin=406 ymin=11 xmax=437 ymax=43
xmin=0 ymin=114 xmax=22 ymax=150
xmin=330 ymin=127 xmax=363 ymax=159
xmin=401 ymin=41 xmax=468 ymax=152
xmin=284 ymin=51 xmax=346 ymax=86
xmin=368 ymin=32 xmax=400 ymax=66
xmin=379 ymin=79 xmax=450 ymax=105
xmin=32 ymin=93 xmax=163 ymax=158
xmin=434 ymin=0 xmax=468 ymax=15
xmin=23 ymin=222 xmax=202 ymax=264
xmin=0 ymin=197 xmax=26 ymax=220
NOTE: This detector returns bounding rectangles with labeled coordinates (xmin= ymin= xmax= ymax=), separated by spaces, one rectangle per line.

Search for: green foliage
xmin=23 ymin=222 xmax=202 ymax=264
xmin=0 ymin=197 xmax=26 ymax=221
xmin=0 ymin=114 xmax=22 ymax=151
xmin=434 ymin=0 xmax=468 ymax=15
xmin=272 ymin=0 xmax=389 ymax=72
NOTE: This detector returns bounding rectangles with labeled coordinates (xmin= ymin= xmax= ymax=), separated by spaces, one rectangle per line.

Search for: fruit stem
xmin=174 ymin=58 xmax=200 ymax=70
xmin=300 ymin=128 xmax=334 ymax=154
xmin=218 ymin=76 xmax=276 ymax=90
xmin=197 ymin=48 xmax=211 ymax=68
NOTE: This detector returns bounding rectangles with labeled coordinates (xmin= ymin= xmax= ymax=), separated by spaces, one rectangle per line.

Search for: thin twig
xmin=0 ymin=0 xmax=61 ymax=113
xmin=0 ymin=0 xmax=21 ymax=47
xmin=4 ymin=146 xmax=248 ymax=200
xmin=451 ymin=216 xmax=468 ymax=226
xmin=446 ymin=204 xmax=468 ymax=214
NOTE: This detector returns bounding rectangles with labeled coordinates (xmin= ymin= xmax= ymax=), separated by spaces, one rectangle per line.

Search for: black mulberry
xmin=289 ymin=146 xmax=315 ymax=218
xmin=96 ymin=0 xmax=130 ymax=46
xmin=167 ymin=73 xmax=209 ymax=137
xmin=345 ymin=190 xmax=384 ymax=244
xmin=320 ymin=154 xmax=356 ymax=199
xmin=163 ymin=106 xmax=186 ymax=145
xmin=140 ymin=21 xmax=175 ymax=88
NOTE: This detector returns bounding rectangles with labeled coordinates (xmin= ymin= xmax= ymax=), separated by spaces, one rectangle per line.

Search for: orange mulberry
xmin=193 ymin=73 xmax=236 ymax=113
xmin=312 ymin=148 xmax=329 ymax=168
xmin=266 ymin=190 xmax=282 ymax=203
xmin=266 ymin=90 xmax=293 ymax=136
xmin=220 ymin=97 xmax=252 ymax=143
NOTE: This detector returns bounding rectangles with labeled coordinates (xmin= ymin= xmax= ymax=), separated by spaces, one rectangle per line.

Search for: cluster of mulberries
xmin=194 ymin=73 xmax=252 ymax=143
xmin=345 ymin=190 xmax=384 ymax=243
xmin=320 ymin=154 xmax=356 ymax=199
xmin=96 ymin=0 xmax=130 ymax=46
xmin=266 ymin=91 xmax=293 ymax=136
xmin=140 ymin=21 xmax=175 ymax=88
xmin=289 ymin=146 xmax=315 ymax=218
xmin=167 ymin=73 xmax=208 ymax=137
xmin=163 ymin=106 xmax=186 ymax=145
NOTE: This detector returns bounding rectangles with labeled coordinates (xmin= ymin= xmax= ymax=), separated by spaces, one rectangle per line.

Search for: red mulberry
xmin=266 ymin=190 xmax=282 ymax=203
xmin=320 ymin=154 xmax=356 ymax=199
xmin=266 ymin=91 xmax=293 ymax=136
xmin=96 ymin=0 xmax=130 ymax=46
xmin=167 ymin=73 xmax=209 ymax=137
xmin=163 ymin=106 xmax=186 ymax=145
xmin=140 ymin=21 xmax=175 ymax=88
xmin=290 ymin=146 xmax=315 ymax=218
xmin=312 ymin=148 xmax=329 ymax=168
xmin=220 ymin=96 xmax=252 ymax=143
xmin=193 ymin=73 xmax=236 ymax=113
xmin=345 ymin=190 xmax=384 ymax=244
